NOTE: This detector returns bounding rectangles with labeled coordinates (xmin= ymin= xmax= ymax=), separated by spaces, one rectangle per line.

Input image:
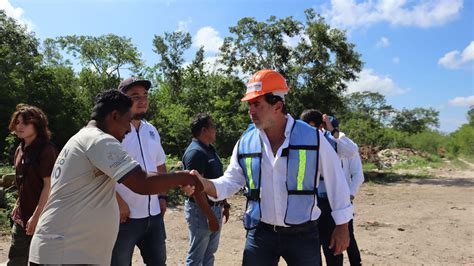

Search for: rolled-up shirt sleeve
xmin=319 ymin=132 xmax=354 ymax=225
xmin=209 ymin=143 xmax=246 ymax=201
xmin=335 ymin=132 xmax=358 ymax=159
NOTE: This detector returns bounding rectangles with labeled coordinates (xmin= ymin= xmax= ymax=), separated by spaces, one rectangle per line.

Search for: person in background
xmin=182 ymin=113 xmax=230 ymax=266
xmin=7 ymin=104 xmax=57 ymax=265
xmin=112 ymin=77 xmax=169 ymax=266
xmin=301 ymin=109 xmax=363 ymax=265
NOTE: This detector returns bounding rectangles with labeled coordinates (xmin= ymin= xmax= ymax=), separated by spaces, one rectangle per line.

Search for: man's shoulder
xmin=141 ymin=120 xmax=159 ymax=132
xmin=183 ymin=143 xmax=207 ymax=159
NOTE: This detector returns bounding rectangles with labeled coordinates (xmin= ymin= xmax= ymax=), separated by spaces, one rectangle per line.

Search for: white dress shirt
xmin=210 ymin=115 xmax=353 ymax=226
xmin=323 ymin=131 xmax=359 ymax=159
xmin=341 ymin=148 xmax=364 ymax=197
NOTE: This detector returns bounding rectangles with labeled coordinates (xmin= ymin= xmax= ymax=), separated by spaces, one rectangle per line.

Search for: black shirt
xmin=182 ymin=138 xmax=223 ymax=180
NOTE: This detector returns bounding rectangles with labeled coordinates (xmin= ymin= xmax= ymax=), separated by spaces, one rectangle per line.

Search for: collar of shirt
xmin=20 ymin=137 xmax=46 ymax=153
xmin=256 ymin=114 xmax=294 ymax=164
xmin=192 ymin=138 xmax=216 ymax=153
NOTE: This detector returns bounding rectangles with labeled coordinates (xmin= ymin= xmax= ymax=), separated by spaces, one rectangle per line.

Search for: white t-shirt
xmin=115 ymin=120 xmax=166 ymax=218
xmin=29 ymin=126 xmax=140 ymax=265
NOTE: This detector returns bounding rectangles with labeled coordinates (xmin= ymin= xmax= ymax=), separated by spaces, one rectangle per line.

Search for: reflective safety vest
xmin=237 ymin=120 xmax=320 ymax=229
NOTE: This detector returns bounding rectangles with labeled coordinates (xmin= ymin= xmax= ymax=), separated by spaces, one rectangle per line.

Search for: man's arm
xmin=121 ymin=166 xmax=203 ymax=195
xmin=116 ymin=192 xmax=130 ymax=223
xmin=26 ymin=177 xmax=51 ymax=235
xmin=348 ymin=154 xmax=364 ymax=199
xmin=157 ymin=163 xmax=168 ymax=215
xmin=319 ymin=132 xmax=353 ymax=255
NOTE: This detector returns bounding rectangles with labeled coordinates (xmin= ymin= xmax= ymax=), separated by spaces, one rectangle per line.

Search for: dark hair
xmin=191 ymin=113 xmax=212 ymax=138
xmin=91 ymin=90 xmax=133 ymax=122
xmin=263 ymin=93 xmax=287 ymax=114
xmin=300 ymin=109 xmax=323 ymax=127
xmin=8 ymin=104 xmax=52 ymax=140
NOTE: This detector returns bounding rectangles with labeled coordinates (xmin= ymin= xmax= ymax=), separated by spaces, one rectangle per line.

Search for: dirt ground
xmin=0 ymin=161 xmax=472 ymax=265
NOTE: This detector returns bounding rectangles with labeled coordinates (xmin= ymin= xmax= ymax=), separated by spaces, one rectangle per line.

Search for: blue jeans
xmin=111 ymin=213 xmax=166 ymax=266
xmin=243 ymin=222 xmax=321 ymax=266
xmin=184 ymin=200 xmax=223 ymax=266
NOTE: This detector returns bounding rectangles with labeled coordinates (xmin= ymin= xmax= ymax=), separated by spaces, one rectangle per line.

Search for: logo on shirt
xmin=107 ymin=151 xmax=128 ymax=169
xmin=107 ymin=151 xmax=125 ymax=161
xmin=149 ymin=131 xmax=155 ymax=140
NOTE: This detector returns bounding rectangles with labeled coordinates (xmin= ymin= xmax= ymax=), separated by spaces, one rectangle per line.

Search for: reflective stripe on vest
xmin=238 ymin=120 xmax=320 ymax=229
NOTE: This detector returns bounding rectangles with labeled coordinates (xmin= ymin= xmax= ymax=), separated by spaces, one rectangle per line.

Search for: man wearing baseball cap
xmin=112 ymin=77 xmax=169 ymax=266
xmin=194 ymin=70 xmax=353 ymax=265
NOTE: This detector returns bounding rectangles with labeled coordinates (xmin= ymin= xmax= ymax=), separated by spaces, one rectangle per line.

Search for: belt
xmin=188 ymin=197 xmax=224 ymax=207
xmin=258 ymin=220 xmax=318 ymax=234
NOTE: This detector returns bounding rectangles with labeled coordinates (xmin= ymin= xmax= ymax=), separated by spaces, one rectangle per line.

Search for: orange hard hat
xmin=241 ymin=69 xmax=289 ymax=102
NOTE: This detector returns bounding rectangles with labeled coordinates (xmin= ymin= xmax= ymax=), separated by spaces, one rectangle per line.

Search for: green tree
xmin=391 ymin=107 xmax=440 ymax=134
xmin=447 ymin=124 xmax=474 ymax=157
xmin=219 ymin=8 xmax=363 ymax=116
xmin=152 ymin=31 xmax=192 ymax=96
xmin=54 ymin=34 xmax=143 ymax=78
xmin=52 ymin=34 xmax=144 ymax=104
xmin=0 ymin=11 xmax=41 ymax=162
xmin=343 ymin=92 xmax=395 ymax=124
xmin=467 ymin=105 xmax=474 ymax=127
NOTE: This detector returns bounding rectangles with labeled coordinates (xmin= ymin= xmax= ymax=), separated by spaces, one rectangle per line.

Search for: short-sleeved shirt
xmin=29 ymin=126 xmax=140 ymax=265
xmin=12 ymin=137 xmax=57 ymax=228
xmin=182 ymin=139 xmax=223 ymax=180
xmin=115 ymin=120 xmax=167 ymax=218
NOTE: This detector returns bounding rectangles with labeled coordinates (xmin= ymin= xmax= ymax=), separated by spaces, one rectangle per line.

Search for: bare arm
xmin=116 ymin=192 xmax=130 ymax=223
xmin=157 ymin=163 xmax=168 ymax=215
xmin=121 ymin=166 xmax=203 ymax=195
xmin=26 ymin=177 xmax=51 ymax=235
xmin=200 ymin=177 xmax=218 ymax=198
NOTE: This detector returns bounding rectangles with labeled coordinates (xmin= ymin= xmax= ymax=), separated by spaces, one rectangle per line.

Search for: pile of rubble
xmin=359 ymin=145 xmax=431 ymax=169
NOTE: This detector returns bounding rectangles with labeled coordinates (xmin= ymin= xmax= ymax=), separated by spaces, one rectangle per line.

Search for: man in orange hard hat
xmin=194 ymin=69 xmax=353 ymax=265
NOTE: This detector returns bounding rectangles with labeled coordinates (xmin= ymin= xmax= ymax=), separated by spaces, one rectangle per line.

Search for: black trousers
xmin=317 ymin=197 xmax=361 ymax=266
xmin=8 ymin=222 xmax=32 ymax=266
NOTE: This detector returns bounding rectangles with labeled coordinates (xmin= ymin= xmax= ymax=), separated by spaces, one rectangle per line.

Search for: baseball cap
xmin=328 ymin=115 xmax=340 ymax=129
xmin=117 ymin=77 xmax=151 ymax=93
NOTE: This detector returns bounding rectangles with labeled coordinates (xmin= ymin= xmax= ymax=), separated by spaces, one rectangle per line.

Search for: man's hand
xmin=323 ymin=114 xmax=334 ymax=131
xmin=116 ymin=193 xmax=130 ymax=223
xmin=25 ymin=215 xmax=39 ymax=235
xmin=329 ymin=223 xmax=350 ymax=255
xmin=223 ymin=204 xmax=230 ymax=224
xmin=159 ymin=197 xmax=167 ymax=215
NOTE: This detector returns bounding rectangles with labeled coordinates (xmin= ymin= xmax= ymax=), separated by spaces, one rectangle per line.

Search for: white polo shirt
xmin=115 ymin=120 xmax=166 ymax=218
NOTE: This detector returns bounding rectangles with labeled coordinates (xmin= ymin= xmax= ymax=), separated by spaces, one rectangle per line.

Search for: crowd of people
xmin=6 ymin=69 xmax=364 ymax=266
